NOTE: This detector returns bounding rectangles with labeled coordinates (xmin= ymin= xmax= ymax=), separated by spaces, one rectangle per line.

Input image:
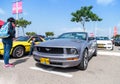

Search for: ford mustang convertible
xmin=33 ymin=32 xmax=97 ymax=70
xmin=0 ymin=36 xmax=45 ymax=58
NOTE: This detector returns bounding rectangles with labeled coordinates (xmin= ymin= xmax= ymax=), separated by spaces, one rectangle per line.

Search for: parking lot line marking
xmin=98 ymin=51 xmax=120 ymax=57
xmin=0 ymin=60 xmax=4 ymax=63
xmin=30 ymin=67 xmax=73 ymax=78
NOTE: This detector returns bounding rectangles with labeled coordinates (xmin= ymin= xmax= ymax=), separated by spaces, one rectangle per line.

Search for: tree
xmin=26 ymin=32 xmax=37 ymax=36
xmin=45 ymin=32 xmax=54 ymax=37
xmin=113 ymin=34 xmax=120 ymax=39
xmin=71 ymin=6 xmax=102 ymax=32
xmin=16 ymin=18 xmax=31 ymax=36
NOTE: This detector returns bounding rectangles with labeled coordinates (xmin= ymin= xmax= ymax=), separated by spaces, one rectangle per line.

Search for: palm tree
xmin=71 ymin=6 xmax=102 ymax=32
xmin=16 ymin=18 xmax=31 ymax=36
xmin=45 ymin=32 xmax=54 ymax=37
xmin=26 ymin=32 xmax=37 ymax=36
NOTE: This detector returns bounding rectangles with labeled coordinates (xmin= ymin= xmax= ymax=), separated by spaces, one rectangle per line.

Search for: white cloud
xmin=0 ymin=8 xmax=5 ymax=15
xmin=97 ymin=0 xmax=115 ymax=5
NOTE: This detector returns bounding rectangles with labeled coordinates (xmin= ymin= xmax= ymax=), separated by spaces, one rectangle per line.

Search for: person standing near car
xmin=29 ymin=37 xmax=36 ymax=56
xmin=2 ymin=17 xmax=16 ymax=68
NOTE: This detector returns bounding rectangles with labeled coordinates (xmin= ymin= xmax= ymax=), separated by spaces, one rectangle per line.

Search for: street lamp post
xmin=12 ymin=0 xmax=22 ymax=37
xmin=16 ymin=0 xmax=19 ymax=37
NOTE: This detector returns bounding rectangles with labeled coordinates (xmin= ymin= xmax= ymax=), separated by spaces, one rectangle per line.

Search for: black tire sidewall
xmin=77 ymin=49 xmax=88 ymax=70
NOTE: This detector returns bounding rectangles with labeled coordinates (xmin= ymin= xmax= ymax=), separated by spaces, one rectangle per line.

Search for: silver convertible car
xmin=33 ymin=32 xmax=97 ymax=70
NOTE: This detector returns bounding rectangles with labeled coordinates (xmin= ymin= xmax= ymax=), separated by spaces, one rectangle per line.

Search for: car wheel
xmin=12 ymin=46 xmax=25 ymax=58
xmin=77 ymin=49 xmax=88 ymax=70
xmin=115 ymin=43 xmax=117 ymax=46
xmin=111 ymin=46 xmax=114 ymax=50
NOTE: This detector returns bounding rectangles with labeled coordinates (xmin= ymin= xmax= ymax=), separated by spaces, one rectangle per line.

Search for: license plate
xmin=98 ymin=44 xmax=104 ymax=47
xmin=40 ymin=58 xmax=50 ymax=65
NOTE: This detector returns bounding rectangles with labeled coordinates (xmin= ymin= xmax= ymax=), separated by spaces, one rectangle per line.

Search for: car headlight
xmin=66 ymin=48 xmax=78 ymax=55
xmin=107 ymin=43 xmax=112 ymax=45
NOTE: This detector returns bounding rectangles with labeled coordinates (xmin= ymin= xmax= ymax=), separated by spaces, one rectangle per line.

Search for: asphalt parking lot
xmin=0 ymin=46 xmax=120 ymax=84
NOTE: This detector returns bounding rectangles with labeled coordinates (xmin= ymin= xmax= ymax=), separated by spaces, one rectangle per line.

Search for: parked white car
xmin=96 ymin=37 xmax=113 ymax=50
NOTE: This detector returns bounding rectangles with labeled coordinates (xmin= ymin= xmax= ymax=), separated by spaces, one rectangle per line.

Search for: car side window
xmin=35 ymin=37 xmax=44 ymax=42
xmin=34 ymin=37 xmax=39 ymax=42
xmin=29 ymin=37 xmax=39 ymax=42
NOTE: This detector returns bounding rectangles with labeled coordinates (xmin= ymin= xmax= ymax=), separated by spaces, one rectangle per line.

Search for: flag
xmin=113 ymin=26 xmax=117 ymax=37
xmin=12 ymin=1 xmax=22 ymax=14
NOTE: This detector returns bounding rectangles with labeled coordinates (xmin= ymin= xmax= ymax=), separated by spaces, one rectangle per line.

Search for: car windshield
xmin=16 ymin=36 xmax=30 ymax=41
xmin=96 ymin=37 xmax=109 ymax=40
xmin=44 ymin=37 xmax=55 ymax=40
xmin=57 ymin=32 xmax=87 ymax=40
xmin=115 ymin=38 xmax=120 ymax=41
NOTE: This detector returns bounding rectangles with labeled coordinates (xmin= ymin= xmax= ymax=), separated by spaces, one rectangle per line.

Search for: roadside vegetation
xmin=15 ymin=18 xmax=31 ymax=36
xmin=45 ymin=32 xmax=54 ymax=37
xmin=26 ymin=32 xmax=37 ymax=36
xmin=71 ymin=5 xmax=102 ymax=32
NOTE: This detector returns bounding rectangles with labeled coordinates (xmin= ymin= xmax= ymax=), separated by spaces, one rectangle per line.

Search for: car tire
xmin=111 ymin=46 xmax=114 ymax=51
xmin=114 ymin=43 xmax=118 ymax=46
xmin=76 ymin=49 xmax=88 ymax=70
xmin=12 ymin=46 xmax=25 ymax=58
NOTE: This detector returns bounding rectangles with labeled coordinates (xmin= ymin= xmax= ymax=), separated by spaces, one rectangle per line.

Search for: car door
xmin=88 ymin=40 xmax=93 ymax=57
xmin=88 ymin=37 xmax=96 ymax=57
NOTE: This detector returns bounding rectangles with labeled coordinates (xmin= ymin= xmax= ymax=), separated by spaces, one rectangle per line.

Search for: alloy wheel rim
xmin=16 ymin=48 xmax=23 ymax=57
xmin=84 ymin=50 xmax=88 ymax=67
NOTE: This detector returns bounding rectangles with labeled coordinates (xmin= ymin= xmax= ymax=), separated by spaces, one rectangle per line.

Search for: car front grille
xmin=50 ymin=62 xmax=62 ymax=65
xmin=37 ymin=47 xmax=64 ymax=54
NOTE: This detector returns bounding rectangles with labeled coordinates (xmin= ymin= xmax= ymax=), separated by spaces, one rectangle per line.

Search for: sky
xmin=0 ymin=0 xmax=120 ymax=37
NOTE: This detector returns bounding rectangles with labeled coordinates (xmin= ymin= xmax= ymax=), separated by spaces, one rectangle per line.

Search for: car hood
xmin=37 ymin=39 xmax=85 ymax=48
xmin=0 ymin=41 xmax=30 ymax=50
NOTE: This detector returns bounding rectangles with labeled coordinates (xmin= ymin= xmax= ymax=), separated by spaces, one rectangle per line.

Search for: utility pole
xmin=16 ymin=0 xmax=19 ymax=37
xmin=12 ymin=0 xmax=22 ymax=37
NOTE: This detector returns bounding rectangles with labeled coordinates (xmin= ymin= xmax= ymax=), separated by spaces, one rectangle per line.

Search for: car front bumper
xmin=97 ymin=44 xmax=113 ymax=50
xmin=33 ymin=51 xmax=81 ymax=68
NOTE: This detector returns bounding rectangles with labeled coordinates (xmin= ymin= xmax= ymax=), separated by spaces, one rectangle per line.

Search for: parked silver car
xmin=33 ymin=32 xmax=97 ymax=70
